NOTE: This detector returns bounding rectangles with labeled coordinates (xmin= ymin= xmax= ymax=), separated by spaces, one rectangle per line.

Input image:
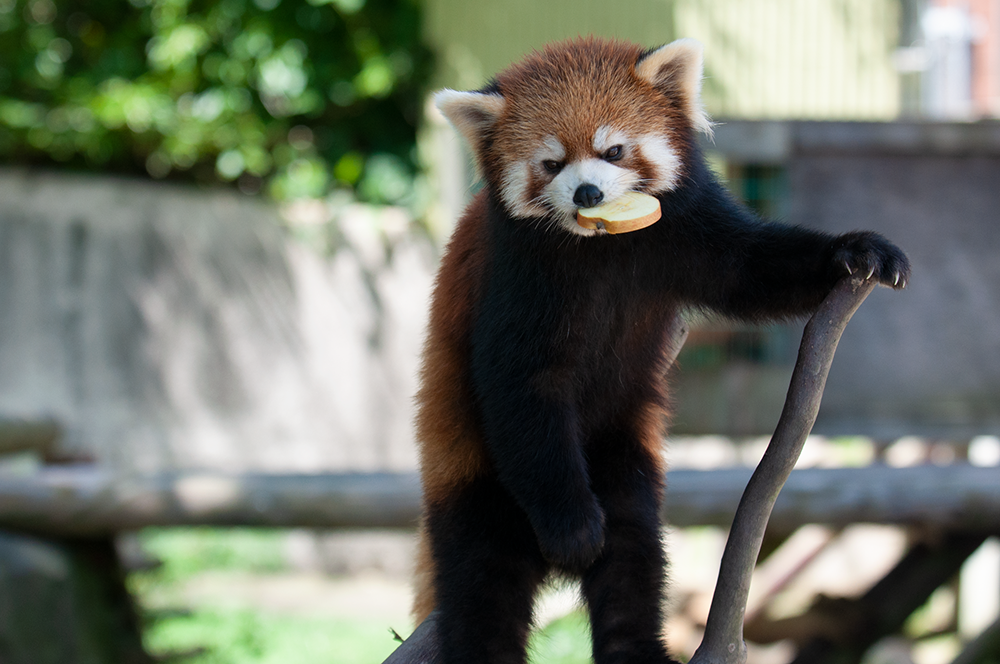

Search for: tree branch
xmin=690 ymin=275 xmax=876 ymax=664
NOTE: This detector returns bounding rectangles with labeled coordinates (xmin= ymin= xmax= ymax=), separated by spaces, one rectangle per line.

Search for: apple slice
xmin=576 ymin=192 xmax=662 ymax=234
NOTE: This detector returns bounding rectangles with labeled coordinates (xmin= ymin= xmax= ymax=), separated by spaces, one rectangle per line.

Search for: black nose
xmin=573 ymin=183 xmax=604 ymax=208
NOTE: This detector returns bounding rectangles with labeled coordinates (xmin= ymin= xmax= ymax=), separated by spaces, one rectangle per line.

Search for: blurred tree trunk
xmin=0 ymin=530 xmax=150 ymax=664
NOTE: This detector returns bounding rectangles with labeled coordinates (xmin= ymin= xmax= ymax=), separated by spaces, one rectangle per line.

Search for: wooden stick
xmin=689 ymin=275 xmax=876 ymax=664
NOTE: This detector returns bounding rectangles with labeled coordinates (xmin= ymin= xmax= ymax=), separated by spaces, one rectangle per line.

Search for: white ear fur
xmin=434 ymin=89 xmax=506 ymax=156
xmin=636 ymin=38 xmax=712 ymax=136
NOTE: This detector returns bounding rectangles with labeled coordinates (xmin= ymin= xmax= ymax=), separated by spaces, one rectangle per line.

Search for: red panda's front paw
xmin=534 ymin=502 xmax=606 ymax=573
xmin=831 ymin=231 xmax=911 ymax=290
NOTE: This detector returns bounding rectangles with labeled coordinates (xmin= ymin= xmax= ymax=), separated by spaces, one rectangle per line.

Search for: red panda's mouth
xmin=575 ymin=192 xmax=662 ymax=234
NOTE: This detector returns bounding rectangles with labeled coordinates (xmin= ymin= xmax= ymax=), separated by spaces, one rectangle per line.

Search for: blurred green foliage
xmin=131 ymin=528 xmax=403 ymax=663
xmin=135 ymin=527 xmax=288 ymax=581
xmin=143 ymin=608 xmax=400 ymax=663
xmin=130 ymin=528 xmax=596 ymax=664
xmin=528 ymin=609 xmax=592 ymax=664
xmin=0 ymin=0 xmax=433 ymax=203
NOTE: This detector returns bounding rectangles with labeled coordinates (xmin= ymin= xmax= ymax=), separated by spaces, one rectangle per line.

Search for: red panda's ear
xmin=636 ymin=39 xmax=712 ymax=136
xmin=434 ymin=89 xmax=506 ymax=158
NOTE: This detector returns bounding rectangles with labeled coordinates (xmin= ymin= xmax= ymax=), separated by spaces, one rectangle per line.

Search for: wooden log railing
xmin=0 ymin=464 xmax=998 ymax=537
xmin=0 ymin=419 xmax=60 ymax=458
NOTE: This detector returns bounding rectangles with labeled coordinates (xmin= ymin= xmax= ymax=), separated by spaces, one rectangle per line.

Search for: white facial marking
xmin=536 ymin=135 xmax=566 ymax=162
xmin=500 ymin=160 xmax=548 ymax=218
xmin=637 ymin=133 xmax=682 ymax=192
xmin=544 ymin=158 xmax=640 ymax=236
xmin=592 ymin=125 xmax=628 ymax=153
xmin=499 ymin=136 xmax=569 ymax=219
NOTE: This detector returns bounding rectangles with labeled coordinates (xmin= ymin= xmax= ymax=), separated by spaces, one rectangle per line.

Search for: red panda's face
xmin=491 ymin=108 xmax=681 ymax=235
xmin=436 ymin=38 xmax=711 ymax=236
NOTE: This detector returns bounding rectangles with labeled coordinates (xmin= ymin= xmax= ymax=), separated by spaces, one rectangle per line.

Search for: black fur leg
xmin=427 ymin=476 xmax=549 ymax=664
xmin=830 ymin=231 xmax=911 ymax=289
xmin=582 ymin=431 xmax=679 ymax=664
xmin=531 ymin=488 xmax=606 ymax=574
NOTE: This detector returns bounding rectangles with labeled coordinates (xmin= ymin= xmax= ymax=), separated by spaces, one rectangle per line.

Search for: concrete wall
xmin=0 ymin=170 xmax=433 ymax=473
xmin=787 ymin=124 xmax=1000 ymax=438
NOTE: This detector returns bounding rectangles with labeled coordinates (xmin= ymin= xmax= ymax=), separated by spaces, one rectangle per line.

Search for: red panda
xmin=413 ymin=38 xmax=909 ymax=664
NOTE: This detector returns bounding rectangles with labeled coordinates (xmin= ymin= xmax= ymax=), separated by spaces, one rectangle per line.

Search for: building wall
xmin=676 ymin=120 xmax=1000 ymax=438
xmin=676 ymin=0 xmax=900 ymax=119
xmin=787 ymin=126 xmax=1000 ymax=437
xmin=423 ymin=0 xmax=901 ymax=120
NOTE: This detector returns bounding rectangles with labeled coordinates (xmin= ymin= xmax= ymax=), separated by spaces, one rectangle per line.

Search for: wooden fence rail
xmin=0 ymin=463 xmax=996 ymax=536
xmin=0 ymin=420 xmax=60 ymax=457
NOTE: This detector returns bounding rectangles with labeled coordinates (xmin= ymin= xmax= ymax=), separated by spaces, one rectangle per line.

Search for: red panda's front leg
xmin=657 ymin=168 xmax=911 ymax=321
xmin=468 ymin=245 xmax=609 ymax=572
xmin=473 ymin=379 xmax=608 ymax=572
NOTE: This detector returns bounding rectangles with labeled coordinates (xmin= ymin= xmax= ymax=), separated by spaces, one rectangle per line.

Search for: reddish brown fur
xmin=410 ymin=520 xmax=438 ymax=624
xmin=415 ymin=194 xmax=492 ymax=507
xmin=480 ymin=38 xmax=695 ymax=192
xmin=412 ymin=194 xmax=492 ymax=624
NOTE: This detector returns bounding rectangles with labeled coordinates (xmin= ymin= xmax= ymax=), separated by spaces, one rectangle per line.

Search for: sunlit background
xmin=0 ymin=0 xmax=999 ymax=663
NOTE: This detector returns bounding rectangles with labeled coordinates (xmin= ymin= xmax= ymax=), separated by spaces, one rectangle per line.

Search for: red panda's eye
xmin=604 ymin=145 xmax=623 ymax=161
xmin=542 ymin=160 xmax=564 ymax=174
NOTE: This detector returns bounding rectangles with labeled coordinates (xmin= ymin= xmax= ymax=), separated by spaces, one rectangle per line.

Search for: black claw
xmin=831 ymin=231 xmax=910 ymax=291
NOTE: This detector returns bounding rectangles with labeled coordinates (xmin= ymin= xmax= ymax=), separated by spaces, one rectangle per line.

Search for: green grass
xmin=528 ymin=610 xmax=593 ymax=664
xmin=130 ymin=528 xmax=596 ymax=664
xmin=130 ymin=528 xmax=402 ymax=664
xmin=136 ymin=528 xmax=288 ymax=579
xmin=142 ymin=608 xmax=400 ymax=664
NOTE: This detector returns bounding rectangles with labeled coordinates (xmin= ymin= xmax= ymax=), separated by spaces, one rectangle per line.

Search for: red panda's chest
xmin=469 ymin=218 xmax=678 ymax=424
xmin=539 ymin=274 xmax=679 ymax=417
